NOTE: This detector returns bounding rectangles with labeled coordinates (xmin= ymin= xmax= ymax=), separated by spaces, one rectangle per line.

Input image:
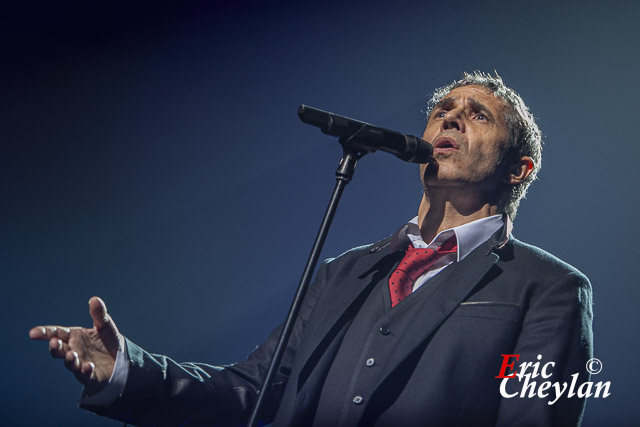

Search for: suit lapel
xmin=294 ymin=224 xmax=506 ymax=396
xmin=296 ymin=239 xmax=402 ymax=384
xmin=372 ymin=241 xmax=500 ymax=391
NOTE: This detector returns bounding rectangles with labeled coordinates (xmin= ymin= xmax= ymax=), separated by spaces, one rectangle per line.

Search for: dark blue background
xmin=3 ymin=1 xmax=638 ymax=425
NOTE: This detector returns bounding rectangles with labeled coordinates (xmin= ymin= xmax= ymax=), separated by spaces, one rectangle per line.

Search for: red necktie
xmin=388 ymin=235 xmax=458 ymax=308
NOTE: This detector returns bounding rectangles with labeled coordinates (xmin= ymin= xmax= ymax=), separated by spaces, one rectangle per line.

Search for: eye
xmin=474 ymin=113 xmax=488 ymax=121
xmin=434 ymin=110 xmax=446 ymax=118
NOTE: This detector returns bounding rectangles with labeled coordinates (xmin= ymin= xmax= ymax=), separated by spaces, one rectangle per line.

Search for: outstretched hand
xmin=29 ymin=296 xmax=121 ymax=393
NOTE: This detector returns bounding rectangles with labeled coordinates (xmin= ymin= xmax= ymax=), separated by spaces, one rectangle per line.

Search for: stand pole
xmin=247 ymin=150 xmax=360 ymax=426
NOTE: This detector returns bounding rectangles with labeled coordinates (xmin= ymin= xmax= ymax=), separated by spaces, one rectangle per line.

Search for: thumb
xmin=89 ymin=296 xmax=110 ymax=329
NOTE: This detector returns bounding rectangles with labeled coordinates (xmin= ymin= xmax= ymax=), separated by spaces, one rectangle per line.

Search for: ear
xmin=502 ymin=156 xmax=534 ymax=185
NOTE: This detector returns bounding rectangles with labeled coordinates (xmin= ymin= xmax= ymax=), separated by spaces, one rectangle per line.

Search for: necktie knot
xmin=388 ymin=235 xmax=458 ymax=307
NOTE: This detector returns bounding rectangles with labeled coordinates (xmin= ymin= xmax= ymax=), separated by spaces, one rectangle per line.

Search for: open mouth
xmin=433 ymin=136 xmax=459 ymax=151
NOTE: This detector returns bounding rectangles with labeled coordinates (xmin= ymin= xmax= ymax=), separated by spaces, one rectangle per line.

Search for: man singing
xmin=30 ymin=72 xmax=594 ymax=426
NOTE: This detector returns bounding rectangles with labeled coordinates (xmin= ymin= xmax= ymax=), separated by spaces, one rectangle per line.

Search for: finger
xmin=64 ymin=350 xmax=82 ymax=372
xmin=47 ymin=326 xmax=72 ymax=341
xmin=49 ymin=337 xmax=70 ymax=359
xmin=80 ymin=361 xmax=96 ymax=380
xmin=30 ymin=326 xmax=74 ymax=341
xmin=29 ymin=326 xmax=48 ymax=340
xmin=89 ymin=296 xmax=110 ymax=329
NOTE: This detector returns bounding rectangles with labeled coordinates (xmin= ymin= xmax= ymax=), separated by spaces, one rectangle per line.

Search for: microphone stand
xmin=247 ymin=138 xmax=365 ymax=426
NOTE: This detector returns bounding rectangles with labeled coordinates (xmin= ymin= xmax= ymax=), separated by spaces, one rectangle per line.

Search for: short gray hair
xmin=426 ymin=71 xmax=542 ymax=220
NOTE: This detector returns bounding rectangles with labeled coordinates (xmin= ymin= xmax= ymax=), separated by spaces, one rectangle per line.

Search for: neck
xmin=417 ymin=187 xmax=501 ymax=244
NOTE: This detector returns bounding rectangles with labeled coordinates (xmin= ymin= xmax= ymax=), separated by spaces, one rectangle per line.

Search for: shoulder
xmin=500 ymin=238 xmax=592 ymax=312
xmin=305 ymin=235 xmax=394 ymax=306
xmin=505 ymin=238 xmax=594 ymax=349
xmin=503 ymin=237 xmax=590 ymax=284
xmin=325 ymin=235 xmax=393 ymax=265
xmin=316 ymin=235 xmax=394 ymax=278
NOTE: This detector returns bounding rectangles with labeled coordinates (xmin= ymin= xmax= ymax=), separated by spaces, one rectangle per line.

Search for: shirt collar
xmin=390 ymin=214 xmax=506 ymax=262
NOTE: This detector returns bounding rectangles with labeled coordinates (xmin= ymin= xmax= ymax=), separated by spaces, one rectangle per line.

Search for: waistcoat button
xmin=352 ymin=395 xmax=363 ymax=405
xmin=366 ymin=358 xmax=375 ymax=367
xmin=379 ymin=326 xmax=390 ymax=335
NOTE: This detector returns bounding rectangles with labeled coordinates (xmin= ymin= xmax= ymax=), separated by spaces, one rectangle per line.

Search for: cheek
xmin=472 ymin=147 xmax=505 ymax=178
xmin=422 ymin=122 xmax=437 ymax=140
xmin=486 ymin=144 xmax=506 ymax=166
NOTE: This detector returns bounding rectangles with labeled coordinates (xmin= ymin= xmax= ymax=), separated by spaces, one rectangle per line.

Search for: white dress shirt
xmin=389 ymin=214 xmax=504 ymax=291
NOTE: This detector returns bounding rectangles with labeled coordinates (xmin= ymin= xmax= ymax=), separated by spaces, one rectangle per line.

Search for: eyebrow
xmin=433 ymin=96 xmax=458 ymax=112
xmin=467 ymin=97 xmax=495 ymax=121
xmin=432 ymin=96 xmax=496 ymax=121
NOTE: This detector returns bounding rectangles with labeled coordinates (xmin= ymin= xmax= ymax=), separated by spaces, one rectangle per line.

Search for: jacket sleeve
xmin=495 ymin=271 xmax=594 ymax=427
xmin=80 ymin=259 xmax=332 ymax=427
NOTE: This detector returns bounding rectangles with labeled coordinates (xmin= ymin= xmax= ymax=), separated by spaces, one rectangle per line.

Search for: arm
xmin=85 ymin=326 xmax=293 ymax=426
xmin=30 ymin=260 xmax=331 ymax=426
xmin=31 ymin=299 xmax=297 ymax=426
xmin=496 ymin=272 xmax=594 ymax=427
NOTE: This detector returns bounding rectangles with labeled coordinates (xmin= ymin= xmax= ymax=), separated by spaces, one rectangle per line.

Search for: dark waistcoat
xmin=312 ymin=258 xmax=447 ymax=427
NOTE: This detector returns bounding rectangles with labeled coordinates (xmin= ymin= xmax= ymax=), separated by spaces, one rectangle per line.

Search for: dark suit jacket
xmin=83 ymin=229 xmax=593 ymax=426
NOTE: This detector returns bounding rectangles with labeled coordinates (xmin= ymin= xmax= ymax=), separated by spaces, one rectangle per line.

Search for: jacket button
xmin=352 ymin=395 xmax=363 ymax=405
xmin=365 ymin=358 xmax=375 ymax=367
xmin=379 ymin=326 xmax=390 ymax=335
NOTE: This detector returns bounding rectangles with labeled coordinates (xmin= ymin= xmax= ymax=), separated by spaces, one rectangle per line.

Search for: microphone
xmin=297 ymin=105 xmax=432 ymax=164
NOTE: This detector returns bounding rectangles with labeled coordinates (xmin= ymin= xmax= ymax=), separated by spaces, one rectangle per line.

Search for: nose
xmin=442 ymin=108 xmax=464 ymax=132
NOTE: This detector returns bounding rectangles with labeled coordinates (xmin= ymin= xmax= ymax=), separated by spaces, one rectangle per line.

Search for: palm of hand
xmin=68 ymin=324 xmax=119 ymax=389
xmin=30 ymin=297 xmax=121 ymax=393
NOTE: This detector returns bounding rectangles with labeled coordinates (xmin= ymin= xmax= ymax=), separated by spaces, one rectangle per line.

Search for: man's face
xmin=421 ymin=85 xmax=510 ymax=194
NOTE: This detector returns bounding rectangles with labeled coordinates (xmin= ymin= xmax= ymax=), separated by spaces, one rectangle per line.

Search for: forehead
xmin=437 ymin=84 xmax=506 ymax=112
